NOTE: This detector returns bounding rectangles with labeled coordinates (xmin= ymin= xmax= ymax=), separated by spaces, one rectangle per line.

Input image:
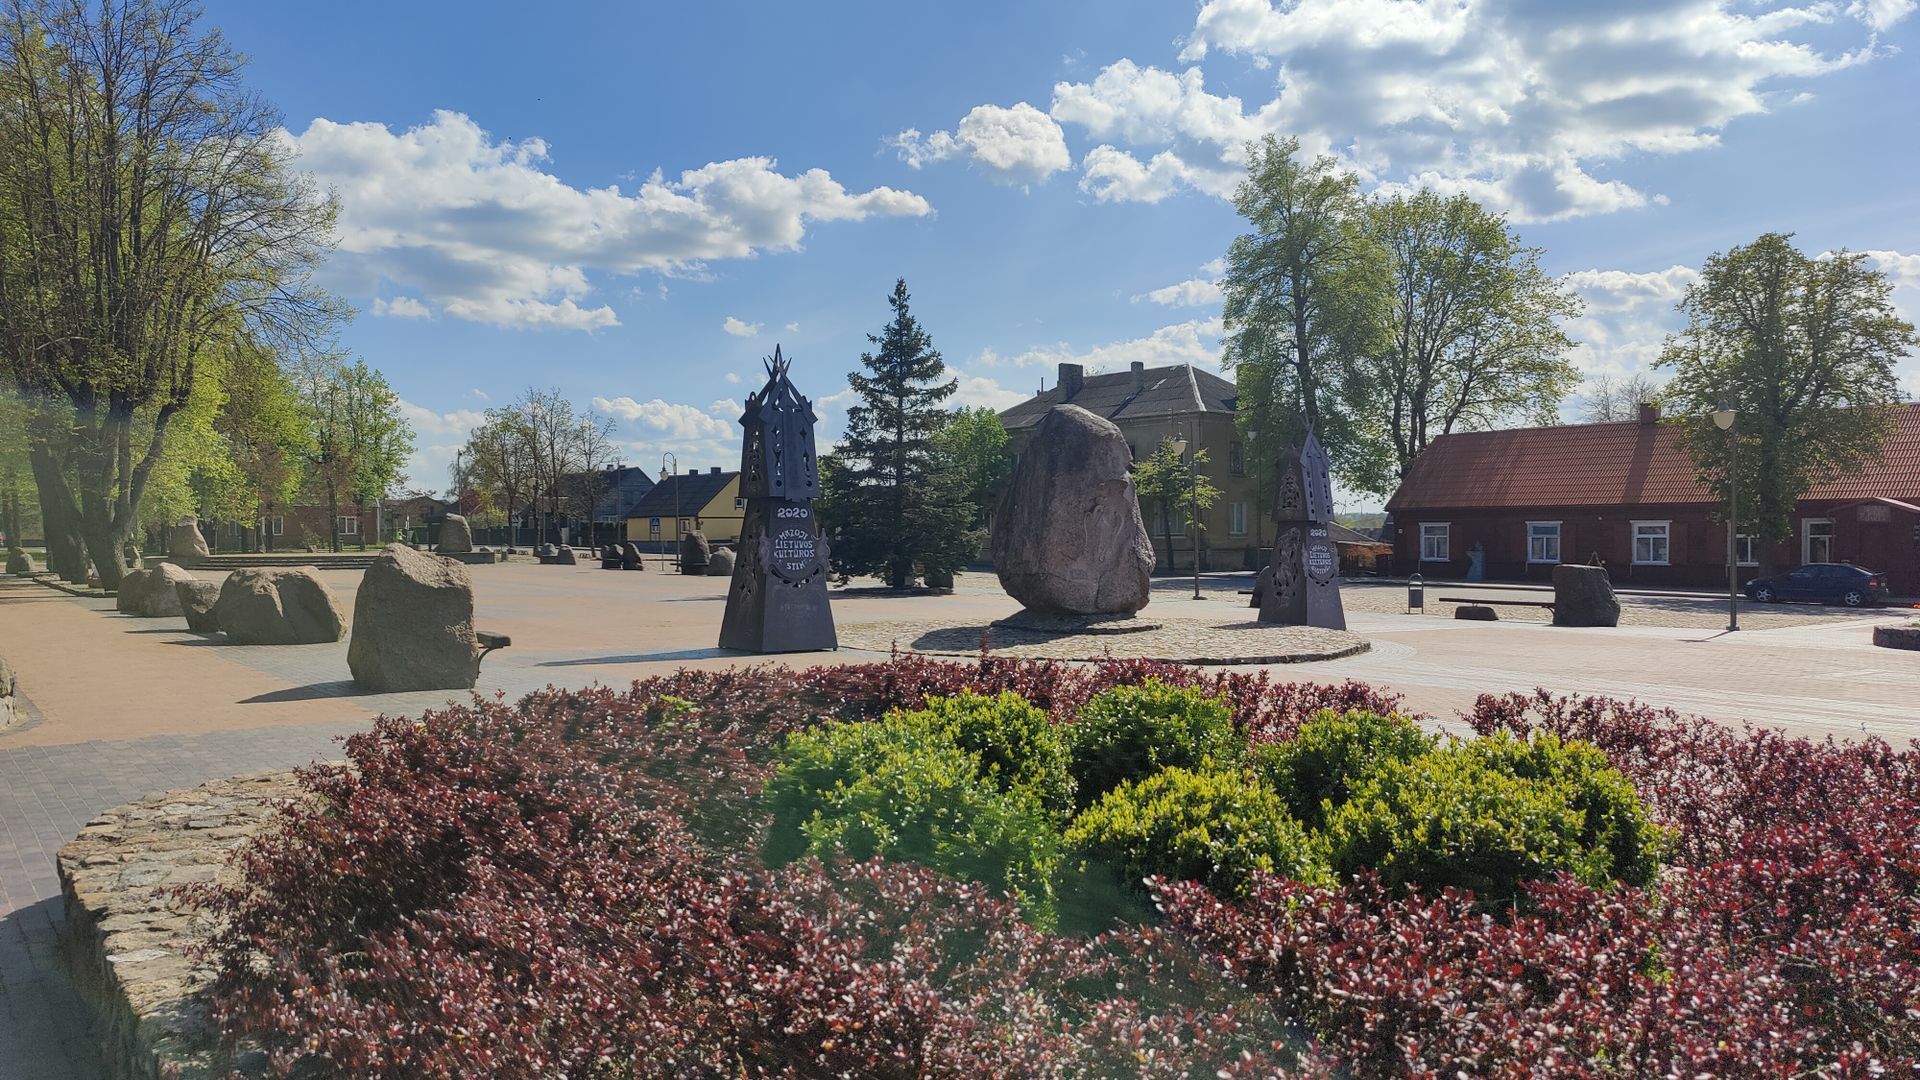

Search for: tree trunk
xmin=326 ymin=478 xmax=341 ymax=553
xmin=28 ymin=441 xmax=89 ymax=583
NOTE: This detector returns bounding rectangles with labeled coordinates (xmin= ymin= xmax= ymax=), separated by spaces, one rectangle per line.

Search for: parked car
xmin=1745 ymin=563 xmax=1891 ymax=607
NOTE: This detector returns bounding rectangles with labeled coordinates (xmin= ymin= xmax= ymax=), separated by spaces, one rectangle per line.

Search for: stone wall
xmin=57 ymin=771 xmax=309 ymax=1080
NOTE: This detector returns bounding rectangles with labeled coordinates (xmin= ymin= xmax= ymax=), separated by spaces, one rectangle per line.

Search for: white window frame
xmin=1420 ymin=522 xmax=1450 ymax=562
xmin=268 ymin=515 xmax=285 ymax=537
xmin=338 ymin=516 xmax=360 ymax=537
xmin=1229 ymin=501 xmax=1248 ymax=536
xmin=1734 ymin=532 xmax=1759 ymax=566
xmin=1802 ymin=518 xmax=1833 ymax=565
xmin=1631 ymin=520 xmax=1670 ymax=566
xmin=1526 ymin=521 xmax=1561 ymax=564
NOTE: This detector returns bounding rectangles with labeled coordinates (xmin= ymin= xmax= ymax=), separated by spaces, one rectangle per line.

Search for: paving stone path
xmin=839 ymin=615 xmax=1369 ymax=663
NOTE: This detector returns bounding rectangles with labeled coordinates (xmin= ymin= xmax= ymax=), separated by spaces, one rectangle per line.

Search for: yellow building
xmin=997 ymin=361 xmax=1260 ymax=572
xmin=623 ymin=467 xmax=744 ymax=546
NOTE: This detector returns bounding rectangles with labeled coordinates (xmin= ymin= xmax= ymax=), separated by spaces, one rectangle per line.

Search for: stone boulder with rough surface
xmin=167 ymin=516 xmax=210 ymax=562
xmin=114 ymin=569 xmax=153 ymax=614
xmin=213 ymin=566 xmax=346 ymax=644
xmin=0 ymin=654 xmax=16 ymax=730
xmin=706 ymin=546 xmax=735 ymax=577
xmin=557 ymin=545 xmax=578 ymax=565
xmin=990 ymin=404 xmax=1154 ymax=615
xmin=348 ymin=544 xmax=480 ymax=691
xmin=1552 ymin=564 xmax=1622 ymax=628
xmin=130 ymin=562 xmax=194 ymax=617
xmin=436 ymin=514 xmax=474 ymax=554
xmin=679 ymin=530 xmax=709 ymax=574
xmin=7 ymin=548 xmax=33 ymax=574
xmin=176 ymin=579 xmax=221 ymax=632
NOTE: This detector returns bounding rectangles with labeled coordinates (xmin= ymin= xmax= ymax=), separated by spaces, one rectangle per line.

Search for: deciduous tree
xmin=293 ymin=357 xmax=412 ymax=552
xmin=1578 ymin=372 xmax=1664 ymax=423
xmin=1130 ymin=438 xmax=1222 ymax=573
xmin=932 ymin=405 xmax=1009 ymax=529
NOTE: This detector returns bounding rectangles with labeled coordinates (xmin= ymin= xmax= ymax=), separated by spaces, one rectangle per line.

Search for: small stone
xmin=107 ymin=947 xmax=172 ymax=966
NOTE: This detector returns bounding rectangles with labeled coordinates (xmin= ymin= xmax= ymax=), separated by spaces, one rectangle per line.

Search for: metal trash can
xmin=1407 ymin=573 xmax=1424 ymax=614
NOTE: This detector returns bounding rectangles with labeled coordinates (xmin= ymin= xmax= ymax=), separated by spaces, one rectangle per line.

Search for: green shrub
xmin=763 ymin=714 xmax=1062 ymax=922
xmin=1323 ymin=732 xmax=1665 ymax=904
xmin=1458 ymin=732 xmax=1667 ymax=887
xmin=912 ymin=690 xmax=1074 ymax=814
xmin=1253 ymin=709 xmax=1435 ymax=826
xmin=1064 ymin=766 xmax=1329 ymax=903
xmin=1067 ymin=680 xmax=1241 ymax=807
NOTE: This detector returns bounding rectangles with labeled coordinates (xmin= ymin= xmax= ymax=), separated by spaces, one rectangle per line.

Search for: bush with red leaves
xmin=196 ymin=662 xmax=1920 ymax=1077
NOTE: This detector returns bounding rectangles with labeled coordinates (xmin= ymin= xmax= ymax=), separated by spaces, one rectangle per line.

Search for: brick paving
xmin=1 ymin=563 xmax=1915 ymax=1075
xmin=839 ymin=615 xmax=1368 ymax=663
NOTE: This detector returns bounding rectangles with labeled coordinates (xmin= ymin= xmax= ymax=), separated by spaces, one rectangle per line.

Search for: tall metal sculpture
xmin=1258 ymin=426 xmax=1346 ymax=630
xmin=719 ymin=346 xmax=838 ymax=652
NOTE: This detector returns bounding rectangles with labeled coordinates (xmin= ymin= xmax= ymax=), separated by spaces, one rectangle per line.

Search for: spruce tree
xmin=824 ymin=279 xmax=979 ymax=588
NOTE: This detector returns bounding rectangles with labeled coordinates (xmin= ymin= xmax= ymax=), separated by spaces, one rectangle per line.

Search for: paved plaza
xmin=0 ymin=562 xmax=1914 ymax=1076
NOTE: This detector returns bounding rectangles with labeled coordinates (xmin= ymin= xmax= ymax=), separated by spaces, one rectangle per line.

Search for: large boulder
xmin=347 ymin=544 xmax=480 ymax=692
xmin=213 ymin=567 xmax=346 ymax=644
xmin=601 ymin=545 xmax=625 ymax=570
xmin=622 ymin=542 xmax=645 ymax=570
xmin=131 ymin=562 xmax=194 ymax=617
xmin=436 ymin=514 xmax=474 ymax=554
xmin=114 ymin=569 xmax=153 ymax=614
xmin=556 ymin=545 xmax=578 ymax=565
xmin=706 ymin=546 xmax=735 ymax=577
xmin=0 ymin=654 xmax=14 ymax=730
xmin=1552 ymin=564 xmax=1622 ymax=628
xmin=176 ymin=579 xmax=221 ymax=632
xmin=167 ymin=516 xmax=209 ymax=561
xmin=990 ymin=405 xmax=1154 ymax=615
xmin=6 ymin=548 xmax=32 ymax=574
xmin=679 ymin=530 xmax=710 ymax=574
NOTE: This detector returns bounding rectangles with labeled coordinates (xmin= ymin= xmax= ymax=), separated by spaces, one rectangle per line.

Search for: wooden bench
xmin=476 ymin=631 xmax=512 ymax=663
xmin=1436 ymin=596 xmax=1555 ymax=610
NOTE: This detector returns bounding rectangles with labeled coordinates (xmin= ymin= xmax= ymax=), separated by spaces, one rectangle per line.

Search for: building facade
xmin=623 ymin=467 xmax=743 ymax=547
xmin=998 ymin=361 xmax=1260 ymax=572
xmin=1386 ymin=403 xmax=1920 ymax=595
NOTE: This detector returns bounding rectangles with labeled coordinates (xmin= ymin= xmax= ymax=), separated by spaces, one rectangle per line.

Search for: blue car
xmin=1745 ymin=563 xmax=1891 ymax=607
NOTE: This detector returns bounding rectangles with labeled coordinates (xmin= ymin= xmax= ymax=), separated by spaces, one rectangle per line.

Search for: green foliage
xmin=932 ymin=405 xmax=1010 ymax=529
xmin=1659 ymin=233 xmax=1915 ymax=559
xmin=293 ymin=356 xmax=414 ymax=550
xmin=1129 ymin=438 xmax=1223 ymax=572
xmin=1254 ymin=709 xmax=1435 ymax=827
xmin=821 ymin=279 xmax=980 ymax=587
xmin=764 ymin=710 xmax=1063 ymax=922
xmin=1067 ymin=680 xmax=1241 ymax=807
xmin=1323 ymin=732 xmax=1663 ymax=905
xmin=913 ymin=691 xmax=1074 ymax=814
xmin=1065 ymin=767 xmax=1329 ymax=902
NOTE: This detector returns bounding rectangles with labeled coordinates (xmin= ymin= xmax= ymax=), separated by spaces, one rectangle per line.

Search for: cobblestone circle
xmin=57 ymin=770 xmax=310 ymax=1080
xmin=839 ymin=616 xmax=1369 ymax=664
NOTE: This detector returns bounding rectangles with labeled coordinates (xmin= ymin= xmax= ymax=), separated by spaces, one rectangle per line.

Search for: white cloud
xmin=591 ymin=396 xmax=737 ymax=441
xmin=395 ymin=400 xmax=489 ymax=497
xmin=784 ymin=321 xmax=801 ymax=333
xmin=722 ymin=316 xmax=762 ymax=337
xmin=892 ymin=102 xmax=1071 ymax=186
xmin=467 ymin=387 xmax=490 ymax=401
xmin=977 ymin=317 xmax=1226 ymax=372
xmin=370 ymin=296 xmax=431 ymax=318
xmin=287 ymin=110 xmax=931 ymax=331
xmin=1134 ymin=273 xmax=1224 ymax=307
xmin=723 ymin=372 xmax=743 ymax=384
xmin=1560 ymin=266 xmax=1698 ymax=313
xmin=947 ymin=368 xmax=1030 ymax=411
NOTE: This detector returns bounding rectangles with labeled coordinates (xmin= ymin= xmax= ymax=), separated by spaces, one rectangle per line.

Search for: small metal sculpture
xmin=1258 ymin=425 xmax=1346 ymax=630
xmin=720 ymin=346 xmax=837 ymax=652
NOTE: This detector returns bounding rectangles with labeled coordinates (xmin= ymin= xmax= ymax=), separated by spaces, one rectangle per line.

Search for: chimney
xmin=1058 ymin=362 xmax=1084 ymax=401
xmin=1637 ymin=401 xmax=1661 ymax=424
xmin=710 ymin=466 xmax=721 ymax=475
xmin=1131 ymin=360 xmax=1145 ymax=392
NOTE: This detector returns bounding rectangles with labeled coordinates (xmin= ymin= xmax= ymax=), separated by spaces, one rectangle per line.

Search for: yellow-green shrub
xmin=1066 ymin=680 xmax=1241 ymax=807
xmin=1253 ymin=708 xmax=1435 ymax=826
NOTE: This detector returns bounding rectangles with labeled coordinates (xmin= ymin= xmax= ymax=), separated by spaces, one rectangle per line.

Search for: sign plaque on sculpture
xmin=1259 ymin=426 xmax=1347 ymax=630
xmin=719 ymin=346 xmax=838 ymax=652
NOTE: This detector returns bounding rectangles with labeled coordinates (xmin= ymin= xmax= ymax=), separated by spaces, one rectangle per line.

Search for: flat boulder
xmin=348 ymin=544 xmax=479 ymax=692
xmin=990 ymin=404 xmax=1154 ymax=615
xmin=167 ymin=516 xmax=209 ymax=561
xmin=132 ymin=562 xmax=194 ymax=617
xmin=7 ymin=548 xmax=33 ymax=574
xmin=213 ymin=567 xmax=346 ymax=644
xmin=706 ymin=547 xmax=735 ymax=577
xmin=1552 ymin=564 xmax=1622 ymax=628
xmin=436 ymin=514 xmax=474 ymax=554
xmin=176 ymin=579 xmax=221 ymax=632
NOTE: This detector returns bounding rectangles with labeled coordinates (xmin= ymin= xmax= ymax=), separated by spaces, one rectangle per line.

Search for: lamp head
xmin=1711 ymin=398 xmax=1736 ymax=431
xmin=1169 ymin=435 xmax=1189 ymax=455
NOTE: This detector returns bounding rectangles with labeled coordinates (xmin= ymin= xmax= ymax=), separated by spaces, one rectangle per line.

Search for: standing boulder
xmin=213 ymin=567 xmax=346 ymax=644
xmin=557 ymin=545 xmax=578 ymax=565
xmin=348 ymin=544 xmax=480 ymax=692
xmin=622 ymin=541 xmax=645 ymax=570
xmin=679 ymin=530 xmax=710 ymax=574
xmin=601 ymin=545 xmax=625 ymax=570
xmin=991 ymin=405 xmax=1154 ymax=615
xmin=1552 ymin=564 xmax=1622 ymax=628
xmin=706 ymin=546 xmax=735 ymax=577
xmin=115 ymin=569 xmax=153 ymax=614
xmin=132 ymin=562 xmax=195 ymax=617
xmin=436 ymin=514 xmax=474 ymax=554
xmin=167 ymin=516 xmax=210 ymax=562
xmin=0 ymin=654 xmax=15 ymax=731
xmin=7 ymin=548 xmax=33 ymax=574
xmin=176 ymin=579 xmax=222 ymax=632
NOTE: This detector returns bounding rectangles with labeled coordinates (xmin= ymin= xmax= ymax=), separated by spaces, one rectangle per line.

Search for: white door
xmin=1802 ymin=518 xmax=1833 ymax=565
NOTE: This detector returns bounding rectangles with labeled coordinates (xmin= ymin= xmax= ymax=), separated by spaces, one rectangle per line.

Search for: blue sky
xmin=202 ymin=0 xmax=1920 ymax=503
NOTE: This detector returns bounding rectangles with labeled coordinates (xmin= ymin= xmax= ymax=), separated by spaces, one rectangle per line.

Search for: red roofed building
xmin=1385 ymin=402 xmax=1920 ymax=595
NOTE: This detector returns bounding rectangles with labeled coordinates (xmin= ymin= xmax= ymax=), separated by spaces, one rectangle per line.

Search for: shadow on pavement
xmin=539 ymin=648 xmax=742 ymax=666
xmin=239 ymin=680 xmax=366 ymax=703
xmin=0 ymin=896 xmax=110 ymax=1080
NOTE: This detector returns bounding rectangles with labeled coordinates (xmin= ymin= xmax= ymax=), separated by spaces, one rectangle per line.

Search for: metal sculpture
xmin=1258 ymin=425 xmax=1346 ymax=630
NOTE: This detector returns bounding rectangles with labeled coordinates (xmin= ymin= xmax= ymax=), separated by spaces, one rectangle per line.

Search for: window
xmin=227 ymin=522 xmax=242 ymax=538
xmin=734 ymin=497 xmax=745 ymax=509
xmin=1527 ymin=521 xmax=1561 ymax=564
xmin=1734 ymin=533 xmax=1758 ymax=566
xmin=1803 ymin=518 xmax=1833 ymax=565
xmin=1228 ymin=441 xmax=1246 ymax=476
xmin=338 ymin=516 xmax=359 ymax=537
xmin=1229 ymin=501 xmax=1247 ymax=536
xmin=1632 ymin=521 xmax=1670 ymax=565
xmin=268 ymin=516 xmax=284 ymax=537
xmin=1420 ymin=523 xmax=1450 ymax=561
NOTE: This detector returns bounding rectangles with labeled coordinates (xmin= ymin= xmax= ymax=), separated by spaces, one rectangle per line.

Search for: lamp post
xmin=1712 ymin=398 xmax=1739 ymax=632
xmin=661 ymin=451 xmax=679 ymax=571
xmin=1170 ymin=431 xmax=1202 ymax=600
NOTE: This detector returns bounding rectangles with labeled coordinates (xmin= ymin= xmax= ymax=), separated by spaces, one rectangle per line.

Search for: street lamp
xmin=1169 ymin=431 xmax=1202 ymax=600
xmin=661 ymin=451 xmax=679 ymax=571
xmin=1712 ymin=398 xmax=1739 ymax=632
